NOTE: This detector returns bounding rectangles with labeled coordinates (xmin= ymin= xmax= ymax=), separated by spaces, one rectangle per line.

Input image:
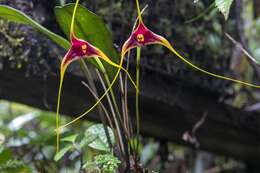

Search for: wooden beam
xmin=0 ymin=62 xmax=260 ymax=164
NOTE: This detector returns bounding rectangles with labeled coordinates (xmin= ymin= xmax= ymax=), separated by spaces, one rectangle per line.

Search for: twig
xmin=225 ymin=33 xmax=259 ymax=66
xmin=79 ymin=60 xmax=105 ymax=119
xmin=235 ymin=0 xmax=260 ymax=78
xmin=81 ymin=81 xmax=114 ymax=130
xmin=192 ymin=112 xmax=208 ymax=136
xmin=185 ymin=2 xmax=215 ymax=23
xmin=182 ymin=112 xmax=208 ymax=147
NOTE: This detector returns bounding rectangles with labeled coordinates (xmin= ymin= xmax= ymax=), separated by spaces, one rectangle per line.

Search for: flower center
xmin=137 ymin=34 xmax=145 ymax=43
xmin=81 ymin=44 xmax=87 ymax=54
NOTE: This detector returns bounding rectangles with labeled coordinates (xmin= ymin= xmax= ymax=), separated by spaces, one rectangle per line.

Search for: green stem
xmin=79 ymin=60 xmax=104 ymax=118
xmin=185 ymin=2 xmax=216 ymax=23
xmin=94 ymin=58 xmax=126 ymax=154
xmin=79 ymin=60 xmax=113 ymax=150
xmin=95 ymin=59 xmax=123 ymax=124
xmin=135 ymin=47 xmax=141 ymax=152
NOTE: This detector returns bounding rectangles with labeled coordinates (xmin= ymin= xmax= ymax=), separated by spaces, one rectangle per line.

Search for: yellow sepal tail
xmin=55 ymin=65 xmax=67 ymax=153
xmin=159 ymin=38 xmax=260 ymax=89
xmin=55 ymin=0 xmax=79 ymax=153
xmin=98 ymin=51 xmax=139 ymax=93
xmin=57 ymin=54 xmax=125 ymax=130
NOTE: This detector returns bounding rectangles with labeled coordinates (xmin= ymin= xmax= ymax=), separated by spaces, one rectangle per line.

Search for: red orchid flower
xmin=121 ymin=0 xmax=260 ymax=89
xmin=121 ymin=0 xmax=260 ymax=153
xmin=102 ymin=0 xmax=260 ymax=153
xmin=56 ymin=0 xmax=137 ymax=152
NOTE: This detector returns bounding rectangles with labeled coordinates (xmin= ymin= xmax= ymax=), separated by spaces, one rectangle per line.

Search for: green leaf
xmin=61 ymin=134 xmax=78 ymax=143
xmin=54 ymin=4 xmax=118 ymax=76
xmin=85 ymin=124 xmax=115 ymax=152
xmin=54 ymin=145 xmax=74 ymax=161
xmin=215 ymin=0 xmax=234 ymax=20
xmin=0 ymin=147 xmax=12 ymax=165
xmin=0 ymin=5 xmax=70 ymax=49
xmin=80 ymin=133 xmax=98 ymax=148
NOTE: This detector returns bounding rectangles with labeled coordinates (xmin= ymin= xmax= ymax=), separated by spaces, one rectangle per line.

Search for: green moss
xmin=0 ymin=19 xmax=26 ymax=68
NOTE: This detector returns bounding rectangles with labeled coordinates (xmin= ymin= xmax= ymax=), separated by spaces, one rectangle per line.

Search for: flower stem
xmin=135 ymin=47 xmax=141 ymax=152
xmin=95 ymin=59 xmax=123 ymax=123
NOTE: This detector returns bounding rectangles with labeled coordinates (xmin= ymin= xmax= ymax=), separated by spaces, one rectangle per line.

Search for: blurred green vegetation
xmin=0 ymin=100 xmax=245 ymax=173
xmin=0 ymin=101 xmax=123 ymax=173
xmin=0 ymin=100 xmax=95 ymax=172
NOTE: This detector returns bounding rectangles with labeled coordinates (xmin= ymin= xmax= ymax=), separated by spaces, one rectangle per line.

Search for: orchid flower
xmin=56 ymin=0 xmax=138 ymax=152
xmin=121 ymin=0 xmax=260 ymax=89
xmin=120 ymin=0 xmax=260 ymax=151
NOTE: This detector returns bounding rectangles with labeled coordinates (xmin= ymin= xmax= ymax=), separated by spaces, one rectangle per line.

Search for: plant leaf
xmin=80 ymin=133 xmax=98 ymax=148
xmin=0 ymin=148 xmax=12 ymax=165
xmin=61 ymin=134 xmax=78 ymax=143
xmin=54 ymin=145 xmax=74 ymax=161
xmin=0 ymin=5 xmax=70 ymax=49
xmin=85 ymin=124 xmax=115 ymax=152
xmin=215 ymin=0 xmax=234 ymax=20
xmin=54 ymin=4 xmax=118 ymax=75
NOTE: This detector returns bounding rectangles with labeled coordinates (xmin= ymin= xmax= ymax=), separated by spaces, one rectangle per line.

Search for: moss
xmin=0 ymin=20 xmax=26 ymax=68
xmin=0 ymin=17 xmax=62 ymax=77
